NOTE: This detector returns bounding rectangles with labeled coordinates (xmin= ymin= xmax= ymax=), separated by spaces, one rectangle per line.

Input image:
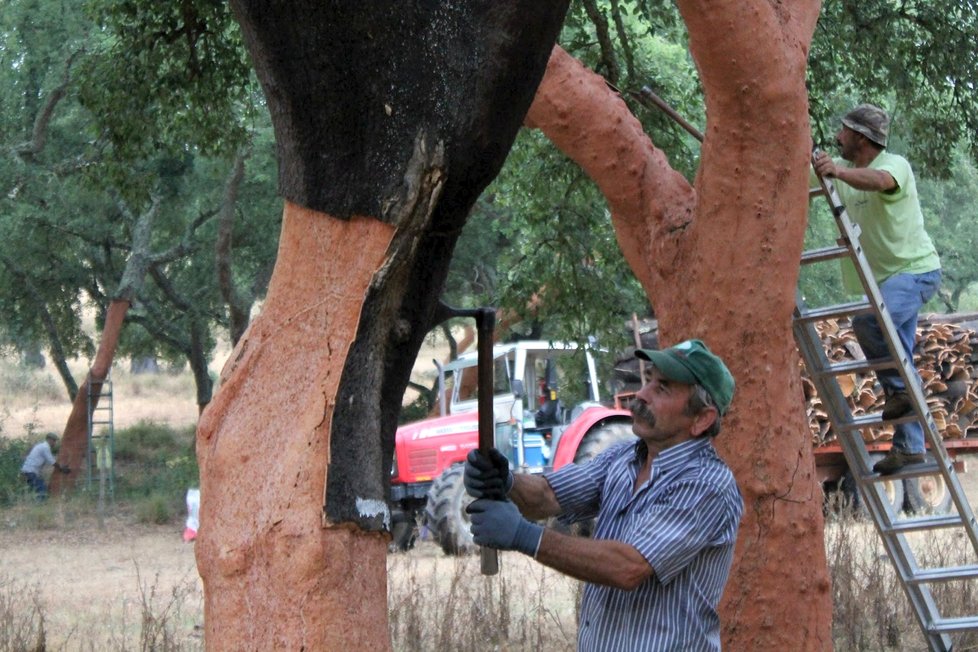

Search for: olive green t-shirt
xmin=829 ymin=151 xmax=940 ymax=293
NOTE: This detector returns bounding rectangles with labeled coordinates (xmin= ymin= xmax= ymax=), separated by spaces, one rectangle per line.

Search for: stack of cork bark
xmin=803 ymin=317 xmax=978 ymax=447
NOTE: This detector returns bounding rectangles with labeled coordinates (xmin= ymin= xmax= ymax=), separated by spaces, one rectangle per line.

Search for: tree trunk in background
xmin=526 ymin=0 xmax=832 ymax=646
xmin=198 ymin=2 xmax=570 ymax=648
xmin=50 ymin=299 xmax=129 ymax=493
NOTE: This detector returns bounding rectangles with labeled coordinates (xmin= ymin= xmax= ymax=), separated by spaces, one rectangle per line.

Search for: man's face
xmin=835 ymin=125 xmax=861 ymax=162
xmin=630 ymin=367 xmax=700 ymax=448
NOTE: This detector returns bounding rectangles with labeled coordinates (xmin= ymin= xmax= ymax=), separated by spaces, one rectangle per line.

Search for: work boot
xmin=881 ymin=390 xmax=914 ymax=420
xmin=873 ymin=449 xmax=925 ymax=475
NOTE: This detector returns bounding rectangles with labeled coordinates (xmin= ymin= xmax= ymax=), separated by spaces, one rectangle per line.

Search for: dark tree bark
xmin=197 ymin=2 xmax=570 ymax=648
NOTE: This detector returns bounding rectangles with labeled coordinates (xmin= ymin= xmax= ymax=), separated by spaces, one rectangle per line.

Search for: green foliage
xmin=0 ymin=437 xmax=32 ymax=506
xmin=112 ymin=422 xmax=198 ymax=507
xmin=450 ymin=128 xmax=648 ymax=354
xmin=134 ymin=492 xmax=173 ymax=525
xmin=78 ymin=0 xmax=256 ymax=164
xmin=809 ymin=1 xmax=978 ymax=177
xmin=0 ymin=0 xmax=281 ymax=409
xmin=917 ymin=149 xmax=978 ymax=311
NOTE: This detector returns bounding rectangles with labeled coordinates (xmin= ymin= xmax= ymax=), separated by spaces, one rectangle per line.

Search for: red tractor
xmin=389 ymin=340 xmax=635 ymax=553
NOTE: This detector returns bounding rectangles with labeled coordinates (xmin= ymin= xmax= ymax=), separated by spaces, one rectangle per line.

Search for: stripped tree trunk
xmin=49 ymin=299 xmax=128 ymax=493
xmin=197 ymin=2 xmax=570 ymax=648
xmin=525 ymin=1 xmax=832 ymax=646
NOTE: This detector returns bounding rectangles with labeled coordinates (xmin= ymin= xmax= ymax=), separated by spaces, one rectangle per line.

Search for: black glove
xmin=464 ymin=448 xmax=513 ymax=499
xmin=466 ymin=498 xmax=543 ymax=557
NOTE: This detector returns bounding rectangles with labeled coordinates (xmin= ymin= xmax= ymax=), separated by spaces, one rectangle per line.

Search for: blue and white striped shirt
xmin=545 ymin=437 xmax=743 ymax=652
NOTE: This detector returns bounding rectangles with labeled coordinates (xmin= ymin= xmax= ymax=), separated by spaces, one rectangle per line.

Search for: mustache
xmin=630 ymin=400 xmax=656 ymax=428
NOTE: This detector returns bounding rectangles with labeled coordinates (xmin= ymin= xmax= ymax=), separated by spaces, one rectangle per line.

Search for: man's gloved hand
xmin=466 ymin=498 xmax=543 ymax=557
xmin=463 ymin=448 xmax=513 ymax=499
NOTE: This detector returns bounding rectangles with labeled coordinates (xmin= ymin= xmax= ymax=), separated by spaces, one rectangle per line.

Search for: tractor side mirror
xmin=511 ymin=379 xmax=525 ymax=399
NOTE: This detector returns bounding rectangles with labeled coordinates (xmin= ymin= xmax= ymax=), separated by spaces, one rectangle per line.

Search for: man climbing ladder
xmin=813 ymin=103 xmax=942 ymax=474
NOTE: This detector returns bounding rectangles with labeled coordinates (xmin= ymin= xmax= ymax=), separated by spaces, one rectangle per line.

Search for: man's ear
xmin=690 ymin=406 xmax=719 ymax=438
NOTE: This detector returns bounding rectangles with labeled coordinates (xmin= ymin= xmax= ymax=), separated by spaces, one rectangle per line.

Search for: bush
xmin=112 ymin=422 xmax=199 ymax=501
xmin=135 ymin=493 xmax=173 ymax=525
xmin=0 ymin=437 xmax=32 ymax=506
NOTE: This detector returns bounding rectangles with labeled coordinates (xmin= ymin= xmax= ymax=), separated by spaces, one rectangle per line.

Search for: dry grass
xmin=387 ymin=547 xmax=579 ymax=651
xmin=5 ymin=508 xmax=978 ymax=650
xmin=826 ymin=504 xmax=978 ymax=650
xmin=6 ymin=350 xmax=978 ymax=649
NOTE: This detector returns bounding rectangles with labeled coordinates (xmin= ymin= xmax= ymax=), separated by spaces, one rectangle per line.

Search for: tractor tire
xmin=839 ymin=454 xmax=905 ymax=517
xmin=905 ymin=473 xmax=953 ymax=515
xmin=388 ymin=514 xmax=418 ymax=553
xmin=424 ymin=463 xmax=475 ymax=556
xmin=574 ymin=421 xmax=637 ymax=464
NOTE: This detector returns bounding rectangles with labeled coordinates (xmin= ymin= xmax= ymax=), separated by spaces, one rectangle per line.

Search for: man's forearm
xmin=508 ymin=473 xmax=562 ymax=520
xmin=534 ymin=528 xmax=653 ymax=591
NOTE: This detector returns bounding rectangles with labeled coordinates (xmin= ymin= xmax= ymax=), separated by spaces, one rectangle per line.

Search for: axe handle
xmin=475 ymin=308 xmax=499 ymax=576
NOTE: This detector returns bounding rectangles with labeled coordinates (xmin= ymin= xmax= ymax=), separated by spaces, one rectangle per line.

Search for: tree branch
xmin=13 ymin=50 xmax=83 ymax=161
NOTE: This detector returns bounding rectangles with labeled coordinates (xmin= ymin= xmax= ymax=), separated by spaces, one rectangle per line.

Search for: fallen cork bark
xmin=803 ymin=318 xmax=978 ymax=447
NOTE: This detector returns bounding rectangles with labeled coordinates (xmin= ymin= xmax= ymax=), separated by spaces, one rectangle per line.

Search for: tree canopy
xmin=2 ymin=0 xmax=978 ymax=408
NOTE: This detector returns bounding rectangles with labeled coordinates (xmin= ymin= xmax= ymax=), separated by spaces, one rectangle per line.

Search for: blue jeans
xmin=21 ymin=472 xmax=48 ymax=499
xmin=851 ymin=269 xmax=942 ymax=454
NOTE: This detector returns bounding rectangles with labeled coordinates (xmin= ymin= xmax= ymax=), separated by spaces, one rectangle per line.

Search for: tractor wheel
xmin=574 ymin=421 xmax=637 ymax=464
xmin=388 ymin=513 xmax=418 ymax=553
xmin=839 ymin=455 xmax=905 ymax=517
xmin=424 ymin=464 xmax=475 ymax=556
xmin=905 ymin=473 xmax=953 ymax=515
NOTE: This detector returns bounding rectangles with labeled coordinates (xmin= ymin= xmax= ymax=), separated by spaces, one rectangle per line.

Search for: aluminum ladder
xmin=86 ymin=374 xmax=115 ymax=498
xmin=795 ymin=151 xmax=978 ymax=650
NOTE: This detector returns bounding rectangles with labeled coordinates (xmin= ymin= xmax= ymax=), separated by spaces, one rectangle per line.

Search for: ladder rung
xmin=882 ymin=513 xmax=964 ymax=534
xmin=866 ymin=461 xmax=944 ymax=482
xmin=795 ymin=300 xmax=873 ymax=323
xmin=834 ymin=412 xmax=919 ymax=431
xmin=929 ymin=616 xmax=978 ymax=634
xmin=909 ymin=565 xmax=978 ymax=584
xmin=814 ymin=357 xmax=897 ymax=376
xmin=801 ymin=245 xmax=851 ymax=265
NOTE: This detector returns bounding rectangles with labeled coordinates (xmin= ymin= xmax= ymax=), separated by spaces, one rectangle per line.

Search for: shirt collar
xmin=633 ymin=437 xmax=712 ymax=471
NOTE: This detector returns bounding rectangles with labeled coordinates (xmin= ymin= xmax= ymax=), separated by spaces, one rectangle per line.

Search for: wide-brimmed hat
xmin=635 ymin=339 xmax=735 ymax=414
xmin=842 ymin=103 xmax=889 ymax=148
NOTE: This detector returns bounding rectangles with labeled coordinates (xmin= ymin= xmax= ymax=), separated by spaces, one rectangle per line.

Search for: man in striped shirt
xmin=466 ymin=339 xmax=743 ymax=651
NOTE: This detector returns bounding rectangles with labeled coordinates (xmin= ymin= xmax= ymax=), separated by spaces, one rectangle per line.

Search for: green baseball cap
xmin=635 ymin=339 xmax=735 ymax=414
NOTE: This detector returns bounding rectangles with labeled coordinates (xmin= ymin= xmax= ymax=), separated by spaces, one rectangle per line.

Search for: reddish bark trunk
xmin=195 ymin=203 xmax=393 ymax=650
xmin=50 ymin=299 xmax=129 ymax=493
xmin=527 ymin=3 xmax=832 ymax=643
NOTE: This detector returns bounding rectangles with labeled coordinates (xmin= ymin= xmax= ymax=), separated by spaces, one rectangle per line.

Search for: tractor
xmin=389 ymin=340 xmax=635 ymax=553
